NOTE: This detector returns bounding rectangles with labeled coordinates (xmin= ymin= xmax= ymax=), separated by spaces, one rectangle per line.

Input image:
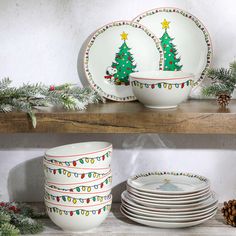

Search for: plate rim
xmin=132 ymin=7 xmax=213 ymax=86
xmin=83 ymin=20 xmax=164 ymax=102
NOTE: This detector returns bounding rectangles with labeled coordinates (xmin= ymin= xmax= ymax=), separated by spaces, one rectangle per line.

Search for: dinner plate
xmin=121 ymin=205 xmax=217 ymax=222
xmin=121 ymin=191 xmax=218 ymax=212
xmin=127 ymin=186 xmax=210 ymax=201
xmin=133 ymin=7 xmax=212 ymax=86
xmin=127 ymin=171 xmax=210 ymax=194
xmin=121 ymin=199 xmax=218 ymax=217
xmin=84 ymin=21 xmax=163 ymax=101
xmin=128 ymin=190 xmax=211 ymax=205
xmin=120 ymin=207 xmax=216 ymax=228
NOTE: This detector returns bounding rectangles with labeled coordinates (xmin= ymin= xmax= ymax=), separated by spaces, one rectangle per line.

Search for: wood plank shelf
xmin=34 ymin=203 xmax=235 ymax=236
xmin=1 ymin=100 xmax=236 ymax=134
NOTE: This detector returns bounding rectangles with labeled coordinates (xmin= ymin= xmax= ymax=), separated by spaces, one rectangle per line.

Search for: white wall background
xmin=0 ymin=0 xmax=236 ymax=203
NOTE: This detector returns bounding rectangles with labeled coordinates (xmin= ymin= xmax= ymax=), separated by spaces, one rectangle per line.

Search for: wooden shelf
xmin=34 ymin=203 xmax=234 ymax=236
xmin=1 ymin=100 xmax=236 ymax=134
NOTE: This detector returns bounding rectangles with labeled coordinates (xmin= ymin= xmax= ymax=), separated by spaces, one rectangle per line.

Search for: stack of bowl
xmin=43 ymin=141 xmax=112 ymax=232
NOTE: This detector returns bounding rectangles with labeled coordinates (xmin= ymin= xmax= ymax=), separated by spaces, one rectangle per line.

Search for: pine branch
xmin=0 ymin=223 xmax=20 ymax=236
xmin=0 ymin=79 xmax=105 ymax=127
xmin=203 ymin=61 xmax=236 ymax=97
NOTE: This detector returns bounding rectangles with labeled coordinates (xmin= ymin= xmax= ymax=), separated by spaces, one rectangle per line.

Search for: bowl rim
xmin=130 ymin=71 xmax=194 ymax=81
xmin=45 ymin=141 xmax=112 ymax=158
xmin=45 ymin=169 xmax=112 ymax=185
xmin=45 ymin=185 xmax=112 ymax=195
xmin=43 ymin=159 xmax=111 ymax=171
xmin=44 ymin=197 xmax=112 ymax=208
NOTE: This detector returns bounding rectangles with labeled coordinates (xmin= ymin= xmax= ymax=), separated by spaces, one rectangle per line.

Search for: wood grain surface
xmin=0 ymin=100 xmax=236 ymax=134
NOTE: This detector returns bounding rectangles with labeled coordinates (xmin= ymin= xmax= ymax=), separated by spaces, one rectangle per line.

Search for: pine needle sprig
xmin=0 ymin=79 xmax=105 ymax=128
xmin=202 ymin=61 xmax=236 ymax=97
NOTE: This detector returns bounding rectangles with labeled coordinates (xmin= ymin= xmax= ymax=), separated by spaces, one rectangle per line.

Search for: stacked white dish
xmin=121 ymin=171 xmax=218 ymax=228
xmin=43 ymin=142 xmax=112 ymax=232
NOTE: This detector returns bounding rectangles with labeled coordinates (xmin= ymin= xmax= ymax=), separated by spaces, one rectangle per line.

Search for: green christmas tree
xmin=160 ymin=19 xmax=182 ymax=71
xmin=104 ymin=32 xmax=137 ymax=86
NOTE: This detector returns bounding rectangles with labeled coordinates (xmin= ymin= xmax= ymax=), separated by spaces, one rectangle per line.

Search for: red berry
xmin=49 ymin=85 xmax=55 ymax=91
xmin=0 ymin=202 xmax=6 ymax=207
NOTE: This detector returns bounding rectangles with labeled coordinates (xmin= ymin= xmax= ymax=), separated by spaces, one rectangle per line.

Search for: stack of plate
xmin=121 ymin=171 xmax=218 ymax=228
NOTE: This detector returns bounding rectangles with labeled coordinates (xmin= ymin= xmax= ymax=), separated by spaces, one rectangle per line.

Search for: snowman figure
xmin=104 ymin=66 xmax=117 ymax=83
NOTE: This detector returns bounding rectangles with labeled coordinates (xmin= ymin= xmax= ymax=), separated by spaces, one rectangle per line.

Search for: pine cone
xmin=221 ymin=199 xmax=236 ymax=227
xmin=217 ymin=93 xmax=231 ymax=107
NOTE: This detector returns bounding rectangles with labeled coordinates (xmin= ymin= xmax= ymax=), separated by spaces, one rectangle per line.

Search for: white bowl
xmin=43 ymin=160 xmax=111 ymax=183
xmin=45 ymin=186 xmax=112 ymax=206
xmin=45 ymin=197 xmax=112 ymax=232
xmin=130 ymin=71 xmax=194 ymax=109
xmin=45 ymin=142 xmax=112 ymax=169
xmin=45 ymin=172 xmax=112 ymax=193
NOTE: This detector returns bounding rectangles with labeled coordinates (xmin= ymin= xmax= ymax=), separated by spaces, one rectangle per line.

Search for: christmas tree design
xmin=160 ymin=19 xmax=182 ymax=71
xmin=104 ymin=32 xmax=137 ymax=86
xmin=157 ymin=179 xmax=183 ymax=191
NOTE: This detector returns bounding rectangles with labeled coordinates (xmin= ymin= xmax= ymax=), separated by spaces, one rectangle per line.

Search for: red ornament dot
xmin=169 ymin=61 xmax=173 ymax=65
xmin=81 ymin=173 xmax=85 ymax=179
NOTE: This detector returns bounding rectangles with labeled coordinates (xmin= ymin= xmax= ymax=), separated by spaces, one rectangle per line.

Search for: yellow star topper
xmin=120 ymin=31 xmax=128 ymax=41
xmin=161 ymin=19 xmax=170 ymax=30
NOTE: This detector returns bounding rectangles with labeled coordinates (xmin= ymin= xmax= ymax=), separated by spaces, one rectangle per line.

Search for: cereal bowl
xmin=45 ymin=142 xmax=112 ymax=169
xmin=43 ymin=160 xmax=111 ymax=183
xmin=130 ymin=71 xmax=194 ymax=109
xmin=45 ymin=186 xmax=112 ymax=206
xmin=45 ymin=197 xmax=112 ymax=232
xmin=45 ymin=172 xmax=112 ymax=193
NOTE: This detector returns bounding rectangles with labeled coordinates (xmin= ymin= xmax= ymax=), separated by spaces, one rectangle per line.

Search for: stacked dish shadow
xmin=43 ymin=142 xmax=112 ymax=232
xmin=121 ymin=171 xmax=218 ymax=228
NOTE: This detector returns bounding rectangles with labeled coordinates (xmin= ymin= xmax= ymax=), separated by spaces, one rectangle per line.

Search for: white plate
xmin=127 ymin=186 xmax=210 ymax=201
xmin=121 ymin=191 xmax=218 ymax=212
xmin=121 ymin=205 xmax=217 ymax=223
xmin=122 ymin=199 xmax=218 ymax=217
xmin=120 ymin=207 xmax=216 ymax=228
xmin=128 ymin=191 xmax=212 ymax=209
xmin=127 ymin=171 xmax=210 ymax=194
xmin=128 ymin=190 xmax=211 ymax=205
xmin=84 ymin=21 xmax=163 ymax=101
xmin=133 ymin=7 xmax=212 ymax=86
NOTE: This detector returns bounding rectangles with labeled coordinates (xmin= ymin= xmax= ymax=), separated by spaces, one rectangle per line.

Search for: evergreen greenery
xmin=0 ymin=202 xmax=44 ymax=235
xmin=202 ymin=61 xmax=236 ymax=97
xmin=0 ymin=78 xmax=104 ymax=127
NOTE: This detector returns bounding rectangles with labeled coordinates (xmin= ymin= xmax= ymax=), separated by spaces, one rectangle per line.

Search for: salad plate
xmin=133 ymin=7 xmax=212 ymax=86
xmin=127 ymin=171 xmax=210 ymax=194
xmin=127 ymin=185 xmax=210 ymax=201
xmin=127 ymin=190 xmax=211 ymax=205
xmin=84 ymin=21 xmax=163 ymax=101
